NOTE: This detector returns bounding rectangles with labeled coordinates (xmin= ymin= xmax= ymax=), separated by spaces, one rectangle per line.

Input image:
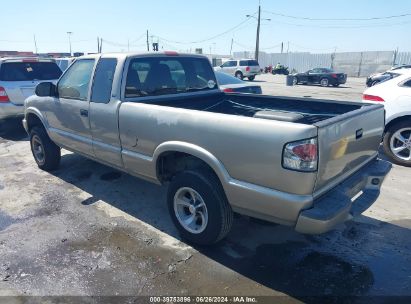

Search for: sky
xmin=1 ymin=0 xmax=410 ymax=55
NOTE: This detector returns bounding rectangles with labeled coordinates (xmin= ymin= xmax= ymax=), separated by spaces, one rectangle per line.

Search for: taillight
xmin=283 ymin=138 xmax=318 ymax=172
xmin=0 ymin=87 xmax=10 ymax=103
xmin=363 ymin=94 xmax=384 ymax=102
xmin=246 ymin=66 xmax=250 ymax=72
xmin=164 ymin=51 xmax=178 ymax=56
xmin=223 ymin=88 xmax=235 ymax=93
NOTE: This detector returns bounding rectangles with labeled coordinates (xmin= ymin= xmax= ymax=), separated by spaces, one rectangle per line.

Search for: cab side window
xmin=58 ymin=59 xmax=95 ymax=100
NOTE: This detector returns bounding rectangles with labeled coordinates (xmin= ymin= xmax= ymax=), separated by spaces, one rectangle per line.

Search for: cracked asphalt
xmin=0 ymin=78 xmax=410 ymax=302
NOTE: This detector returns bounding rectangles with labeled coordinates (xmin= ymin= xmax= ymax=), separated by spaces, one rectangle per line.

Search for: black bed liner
xmin=135 ymin=92 xmax=362 ymax=125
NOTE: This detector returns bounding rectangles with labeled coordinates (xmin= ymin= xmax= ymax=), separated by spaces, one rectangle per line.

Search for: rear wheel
xmin=320 ymin=78 xmax=329 ymax=87
xmin=235 ymin=71 xmax=243 ymax=80
xmin=30 ymin=126 xmax=61 ymax=171
xmin=248 ymin=76 xmax=255 ymax=81
xmin=383 ymin=121 xmax=411 ymax=167
xmin=167 ymin=169 xmax=233 ymax=245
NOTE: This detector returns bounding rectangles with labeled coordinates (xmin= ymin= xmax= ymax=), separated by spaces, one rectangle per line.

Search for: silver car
xmin=214 ymin=59 xmax=261 ymax=81
xmin=215 ymin=71 xmax=262 ymax=94
xmin=0 ymin=57 xmax=62 ymax=120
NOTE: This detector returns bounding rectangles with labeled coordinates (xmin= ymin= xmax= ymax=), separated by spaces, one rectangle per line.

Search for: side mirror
xmin=35 ymin=82 xmax=57 ymax=97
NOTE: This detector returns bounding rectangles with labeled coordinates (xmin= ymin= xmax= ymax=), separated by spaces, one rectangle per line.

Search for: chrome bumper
xmin=295 ymin=158 xmax=391 ymax=234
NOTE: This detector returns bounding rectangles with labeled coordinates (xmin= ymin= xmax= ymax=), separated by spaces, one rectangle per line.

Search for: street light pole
xmin=255 ymin=4 xmax=261 ymax=62
xmin=67 ymin=32 xmax=73 ymax=56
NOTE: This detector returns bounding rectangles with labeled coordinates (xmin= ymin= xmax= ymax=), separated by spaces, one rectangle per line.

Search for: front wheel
xmin=292 ymin=77 xmax=298 ymax=85
xmin=383 ymin=121 xmax=411 ymax=167
xmin=167 ymin=170 xmax=233 ymax=245
xmin=235 ymin=71 xmax=243 ymax=80
xmin=30 ymin=126 xmax=61 ymax=171
xmin=248 ymin=76 xmax=255 ymax=81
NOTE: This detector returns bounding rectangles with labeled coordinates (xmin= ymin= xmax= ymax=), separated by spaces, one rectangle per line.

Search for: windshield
xmin=0 ymin=62 xmax=62 ymax=81
xmin=125 ymin=56 xmax=217 ymax=98
xmin=215 ymin=72 xmax=244 ymax=85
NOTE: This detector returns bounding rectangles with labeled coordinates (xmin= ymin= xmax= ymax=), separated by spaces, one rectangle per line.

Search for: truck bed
xmin=139 ymin=92 xmax=362 ymax=125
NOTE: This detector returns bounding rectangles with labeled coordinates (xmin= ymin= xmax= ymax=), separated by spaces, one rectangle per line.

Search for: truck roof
xmin=78 ymin=52 xmax=210 ymax=60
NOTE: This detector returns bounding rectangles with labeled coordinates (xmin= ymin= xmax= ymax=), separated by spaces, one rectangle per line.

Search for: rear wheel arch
xmin=156 ymin=150 xmax=226 ymax=187
xmin=385 ymin=115 xmax=411 ymax=133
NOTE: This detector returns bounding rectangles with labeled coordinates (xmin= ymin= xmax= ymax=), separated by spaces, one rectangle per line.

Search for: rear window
xmin=239 ymin=60 xmax=259 ymax=66
xmin=125 ymin=56 xmax=217 ymax=98
xmin=0 ymin=62 xmax=62 ymax=81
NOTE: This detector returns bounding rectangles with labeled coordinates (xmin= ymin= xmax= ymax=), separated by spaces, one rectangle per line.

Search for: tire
xmin=167 ymin=169 xmax=233 ymax=245
xmin=383 ymin=121 xmax=411 ymax=167
xmin=320 ymin=78 xmax=329 ymax=87
xmin=30 ymin=126 xmax=61 ymax=171
xmin=332 ymin=84 xmax=340 ymax=87
xmin=248 ymin=76 xmax=255 ymax=81
xmin=235 ymin=71 xmax=243 ymax=80
xmin=371 ymin=80 xmax=379 ymax=86
xmin=292 ymin=77 xmax=298 ymax=85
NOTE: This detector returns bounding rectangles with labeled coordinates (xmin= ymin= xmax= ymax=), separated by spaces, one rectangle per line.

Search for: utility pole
xmin=33 ymin=34 xmax=38 ymax=54
xmin=127 ymin=39 xmax=130 ymax=52
xmin=97 ymin=37 xmax=100 ymax=53
xmin=281 ymin=42 xmax=283 ymax=54
xmin=230 ymin=38 xmax=234 ymax=56
xmin=255 ymin=2 xmax=261 ymax=61
xmin=146 ymin=30 xmax=149 ymax=52
xmin=287 ymin=41 xmax=290 ymax=53
xmin=67 ymin=32 xmax=73 ymax=56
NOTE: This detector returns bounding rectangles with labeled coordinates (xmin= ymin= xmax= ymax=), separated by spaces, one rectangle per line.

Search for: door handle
xmin=80 ymin=109 xmax=88 ymax=117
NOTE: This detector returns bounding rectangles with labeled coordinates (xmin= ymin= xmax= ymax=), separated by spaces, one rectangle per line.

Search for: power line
xmin=264 ymin=19 xmax=411 ymax=29
xmin=154 ymin=13 xmax=257 ymax=45
xmin=263 ymin=10 xmax=411 ymax=21
xmin=129 ymin=32 xmax=146 ymax=44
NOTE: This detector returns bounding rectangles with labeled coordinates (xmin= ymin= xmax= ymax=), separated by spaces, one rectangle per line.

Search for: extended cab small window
xmin=125 ymin=56 xmax=217 ymax=98
xmin=58 ymin=59 xmax=95 ymax=100
xmin=91 ymin=58 xmax=117 ymax=103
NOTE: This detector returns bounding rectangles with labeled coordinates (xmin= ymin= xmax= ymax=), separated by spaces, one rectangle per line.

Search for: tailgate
xmin=4 ymin=81 xmax=38 ymax=105
xmin=314 ymin=104 xmax=385 ymax=194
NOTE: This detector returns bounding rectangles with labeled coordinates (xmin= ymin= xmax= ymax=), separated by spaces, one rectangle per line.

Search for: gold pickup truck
xmin=23 ymin=52 xmax=390 ymax=245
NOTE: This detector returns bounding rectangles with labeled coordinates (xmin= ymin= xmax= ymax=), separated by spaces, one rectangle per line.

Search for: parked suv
xmin=214 ymin=59 xmax=261 ymax=81
xmin=0 ymin=57 xmax=62 ymax=120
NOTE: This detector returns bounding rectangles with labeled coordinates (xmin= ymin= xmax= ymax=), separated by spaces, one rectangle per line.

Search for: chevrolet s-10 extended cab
xmin=23 ymin=52 xmax=391 ymax=245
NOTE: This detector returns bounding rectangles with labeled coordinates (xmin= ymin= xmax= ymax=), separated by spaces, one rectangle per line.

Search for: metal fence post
xmin=358 ymin=52 xmax=363 ymax=77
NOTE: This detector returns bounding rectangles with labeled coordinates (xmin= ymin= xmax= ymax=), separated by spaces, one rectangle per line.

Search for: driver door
xmin=308 ymin=68 xmax=321 ymax=84
xmin=46 ymin=59 xmax=96 ymax=156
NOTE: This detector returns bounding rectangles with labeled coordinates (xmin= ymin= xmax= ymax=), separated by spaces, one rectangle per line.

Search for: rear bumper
xmin=0 ymin=103 xmax=24 ymax=120
xmin=295 ymin=158 xmax=391 ymax=234
xmin=243 ymin=71 xmax=261 ymax=77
